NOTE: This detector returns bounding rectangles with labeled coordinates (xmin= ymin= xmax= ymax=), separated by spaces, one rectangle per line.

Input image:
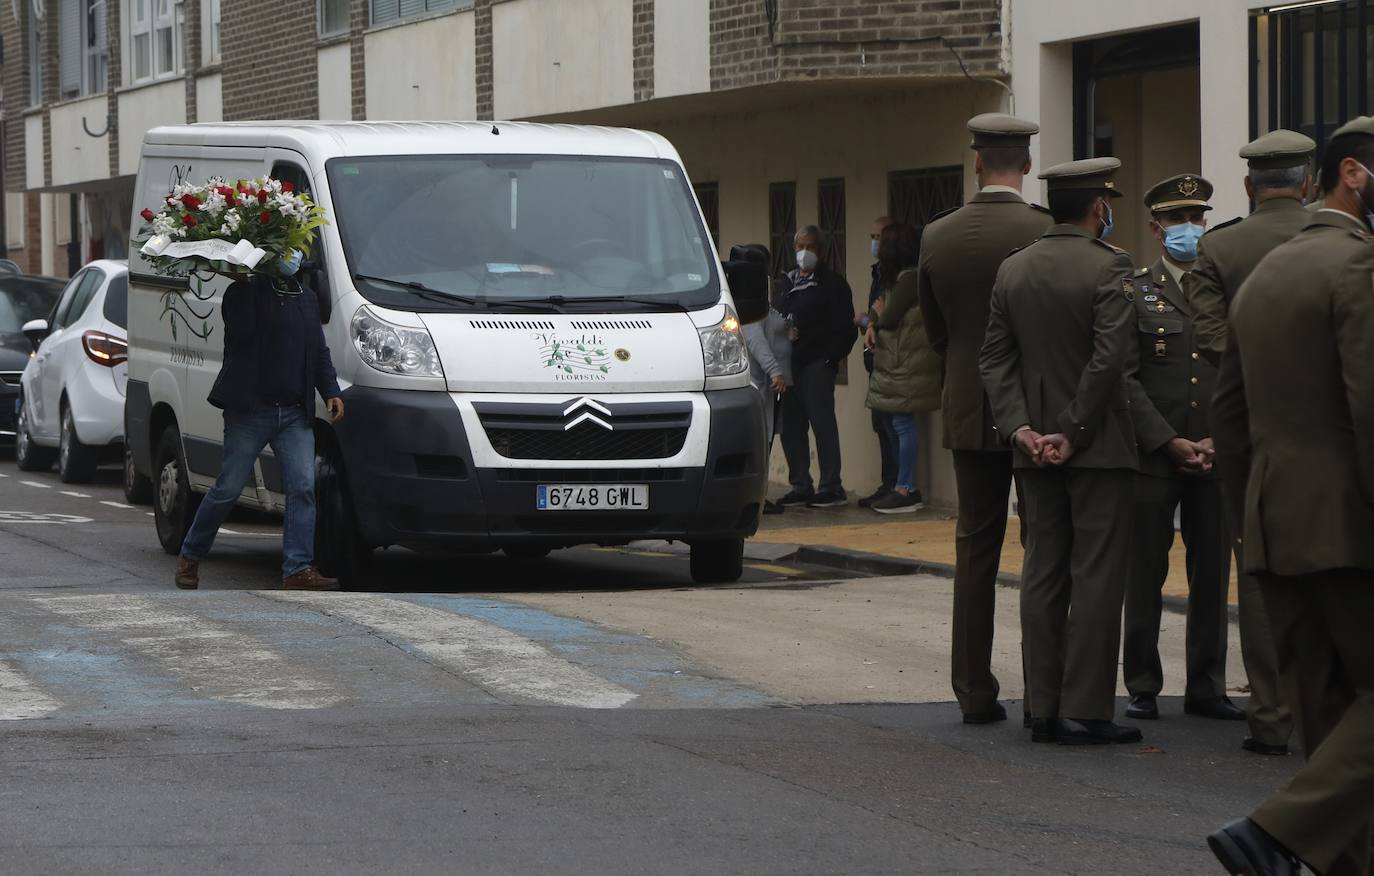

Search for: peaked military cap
xmin=1144 ymin=173 xmax=1213 ymax=213
xmin=1239 ymin=129 xmax=1315 ymax=169
xmin=1039 ymin=157 xmax=1123 ymax=198
xmin=968 ymin=113 xmax=1039 ymax=150
xmin=1331 ymin=115 xmax=1374 ymax=139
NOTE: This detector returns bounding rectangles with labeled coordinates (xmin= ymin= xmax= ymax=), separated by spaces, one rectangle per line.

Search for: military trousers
xmin=1123 ymin=474 xmax=1230 ymax=702
xmin=1018 ymin=467 xmax=1134 ymax=721
xmin=1238 ymin=565 xmax=1295 ymax=747
xmin=950 ymin=449 xmax=1015 ymax=715
xmin=1251 ymin=569 xmax=1374 ymax=876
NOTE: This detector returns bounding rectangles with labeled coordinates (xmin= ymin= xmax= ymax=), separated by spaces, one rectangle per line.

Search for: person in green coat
xmin=863 ymin=223 xmax=942 ymax=514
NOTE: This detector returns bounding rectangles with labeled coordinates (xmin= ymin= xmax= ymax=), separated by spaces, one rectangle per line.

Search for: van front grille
xmin=485 ymin=422 xmax=688 ymax=460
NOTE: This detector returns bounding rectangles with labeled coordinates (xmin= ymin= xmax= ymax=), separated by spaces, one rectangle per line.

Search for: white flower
xmin=203 ymin=190 xmax=228 ymax=217
xmin=152 ymin=215 xmax=177 ymax=235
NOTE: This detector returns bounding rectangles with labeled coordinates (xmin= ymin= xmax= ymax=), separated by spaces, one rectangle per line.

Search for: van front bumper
xmin=334 ymin=385 xmax=767 ymax=549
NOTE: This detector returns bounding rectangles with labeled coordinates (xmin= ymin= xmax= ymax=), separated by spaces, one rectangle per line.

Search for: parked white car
xmin=16 ymin=260 xmax=144 ymax=493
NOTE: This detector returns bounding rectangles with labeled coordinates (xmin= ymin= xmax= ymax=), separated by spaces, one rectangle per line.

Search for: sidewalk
xmin=752 ymin=502 xmax=1240 ymax=606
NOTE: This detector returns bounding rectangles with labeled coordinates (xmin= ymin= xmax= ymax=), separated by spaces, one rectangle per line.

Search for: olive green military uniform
xmin=980 ymin=158 xmax=1137 ymax=723
xmin=918 ymin=113 xmax=1053 ymax=718
xmin=1184 ymin=130 xmax=1314 ymax=752
xmin=1212 ymin=205 xmax=1374 ymax=876
xmin=1122 ymin=253 xmax=1230 ymax=704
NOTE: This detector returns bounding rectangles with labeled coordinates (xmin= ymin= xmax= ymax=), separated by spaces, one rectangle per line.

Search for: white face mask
xmin=796 ymin=249 xmax=818 ymax=272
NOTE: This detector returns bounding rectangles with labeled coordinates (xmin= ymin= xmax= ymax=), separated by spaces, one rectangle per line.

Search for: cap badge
xmin=1178 ymin=177 xmax=1200 ymax=197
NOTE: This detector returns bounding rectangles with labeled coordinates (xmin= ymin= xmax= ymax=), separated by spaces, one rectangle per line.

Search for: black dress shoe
xmin=962 ymin=702 xmax=1008 ymax=725
xmin=1125 ymin=693 xmax=1159 ymax=720
xmin=1030 ymin=717 xmax=1059 ymax=743
xmin=776 ymin=490 xmax=814 ymax=507
xmin=1056 ymin=718 xmax=1143 ymax=746
xmin=762 ymin=500 xmax=785 ymax=515
xmin=1207 ymin=817 xmax=1301 ymax=875
xmin=1185 ymin=696 xmax=1246 ymax=721
xmin=1023 ymin=711 xmax=1032 ymax=729
xmin=1242 ymin=736 xmax=1291 ymax=757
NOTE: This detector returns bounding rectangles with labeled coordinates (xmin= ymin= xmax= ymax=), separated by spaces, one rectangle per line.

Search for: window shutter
xmin=58 ymin=0 xmax=81 ymax=97
xmin=370 ymin=0 xmax=397 ymax=25
xmin=397 ymin=0 xmax=423 ymax=20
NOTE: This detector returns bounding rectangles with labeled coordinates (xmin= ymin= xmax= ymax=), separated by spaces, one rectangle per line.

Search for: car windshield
xmin=326 ymin=154 xmax=718 ymax=312
xmin=0 ymin=277 xmax=63 ymax=334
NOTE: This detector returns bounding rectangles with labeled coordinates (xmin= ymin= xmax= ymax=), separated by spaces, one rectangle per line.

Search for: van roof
xmin=142 ymin=121 xmax=681 ymax=163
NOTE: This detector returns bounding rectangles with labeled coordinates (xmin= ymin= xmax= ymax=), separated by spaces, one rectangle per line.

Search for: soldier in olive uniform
xmin=918 ymin=113 xmax=1053 ymax=725
xmin=1207 ymin=117 xmax=1374 ymax=876
xmin=1121 ymin=174 xmax=1243 ymax=724
xmin=979 ymin=157 xmax=1141 ymax=746
xmin=1183 ymin=131 xmax=1315 ymax=759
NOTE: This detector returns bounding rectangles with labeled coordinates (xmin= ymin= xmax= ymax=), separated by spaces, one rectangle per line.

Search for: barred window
xmin=887 ymin=166 xmax=963 ymax=236
xmin=767 ymin=181 xmax=796 ymax=279
xmin=817 ymin=177 xmax=846 ymax=274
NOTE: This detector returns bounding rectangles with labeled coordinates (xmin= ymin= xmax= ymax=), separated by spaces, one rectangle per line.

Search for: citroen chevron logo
xmin=562 ymin=397 xmax=613 ymax=431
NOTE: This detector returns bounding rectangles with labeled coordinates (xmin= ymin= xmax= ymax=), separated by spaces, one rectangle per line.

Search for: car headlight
xmin=351 ymin=305 xmax=445 ymax=378
xmin=698 ymin=306 xmax=748 ymax=377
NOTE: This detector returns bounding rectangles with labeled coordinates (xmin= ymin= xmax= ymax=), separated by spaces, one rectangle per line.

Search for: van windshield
xmin=326 ymin=154 xmax=718 ymax=312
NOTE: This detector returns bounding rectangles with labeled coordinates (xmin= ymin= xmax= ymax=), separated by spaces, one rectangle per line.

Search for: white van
xmin=125 ymin=122 xmax=769 ymax=584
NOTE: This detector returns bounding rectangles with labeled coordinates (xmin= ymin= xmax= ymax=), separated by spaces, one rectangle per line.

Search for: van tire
xmin=58 ymin=404 xmax=99 ymax=484
xmin=690 ymin=538 xmax=745 ymax=584
xmin=314 ymin=445 xmax=370 ymax=588
xmin=14 ymin=401 xmax=55 ymax=472
xmin=504 ymin=545 xmax=552 ymax=561
xmin=123 ymin=444 xmax=154 ymax=505
xmin=153 ymin=423 xmax=201 ymax=555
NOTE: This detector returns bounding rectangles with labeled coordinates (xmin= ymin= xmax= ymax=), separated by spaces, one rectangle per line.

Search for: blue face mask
xmin=1162 ymin=222 xmax=1205 ymax=261
xmin=1099 ymin=201 xmax=1115 ymax=240
xmin=870 ymin=239 xmax=880 ymax=260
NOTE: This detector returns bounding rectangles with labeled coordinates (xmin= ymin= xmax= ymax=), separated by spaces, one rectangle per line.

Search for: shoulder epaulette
xmin=1091 ymin=238 xmax=1126 ymax=253
xmin=928 ymin=204 xmax=960 ymax=224
xmin=1029 ymin=203 xmax=1052 ymax=215
xmin=1204 ymin=216 xmax=1243 ymax=235
xmin=1133 ymin=267 xmax=1149 ymax=277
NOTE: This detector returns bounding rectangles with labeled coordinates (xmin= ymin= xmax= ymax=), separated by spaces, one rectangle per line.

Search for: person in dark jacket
xmin=774 ymin=225 xmax=858 ymax=508
xmin=174 ymin=256 xmax=344 ymax=592
xmin=859 ymin=215 xmax=896 ymax=507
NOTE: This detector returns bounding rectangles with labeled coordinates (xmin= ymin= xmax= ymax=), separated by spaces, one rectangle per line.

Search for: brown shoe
xmin=175 ymin=556 xmax=200 ymax=590
xmin=283 ymin=567 xmax=340 ymax=591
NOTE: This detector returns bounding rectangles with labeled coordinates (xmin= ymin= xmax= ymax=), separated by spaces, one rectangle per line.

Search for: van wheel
xmin=503 ymin=545 xmax=552 ymax=561
xmin=14 ymin=401 xmax=55 ymax=472
xmin=153 ymin=423 xmax=200 ymax=555
xmin=690 ymin=538 xmax=745 ymax=584
xmin=58 ymin=404 xmax=99 ymax=484
xmin=123 ymin=444 xmax=153 ymax=505
xmin=315 ymin=446 xmax=370 ymax=588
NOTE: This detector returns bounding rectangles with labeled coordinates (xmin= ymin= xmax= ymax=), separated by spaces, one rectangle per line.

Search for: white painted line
xmin=0 ymin=660 xmax=61 ymax=720
xmin=265 ymin=592 xmax=638 ymax=709
xmin=19 ymin=480 xmax=51 ymax=489
xmin=218 ymin=527 xmax=241 ymax=535
xmin=145 ymin=512 xmax=155 ymax=517
xmin=59 ymin=491 xmax=92 ymax=498
xmin=32 ymin=594 xmax=343 ymax=710
xmin=100 ymin=501 xmax=134 ymax=510
xmin=0 ymin=472 xmax=9 ymax=477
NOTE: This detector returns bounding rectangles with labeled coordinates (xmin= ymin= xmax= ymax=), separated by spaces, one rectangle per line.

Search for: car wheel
xmin=314 ymin=445 xmax=371 ymax=588
xmin=152 ymin=422 xmax=200 ymax=555
xmin=123 ymin=444 xmax=153 ymax=505
xmin=14 ymin=401 xmax=56 ymax=472
xmin=503 ymin=545 xmax=553 ymax=561
xmin=689 ymin=538 xmax=745 ymax=584
xmin=57 ymin=404 xmax=99 ymax=484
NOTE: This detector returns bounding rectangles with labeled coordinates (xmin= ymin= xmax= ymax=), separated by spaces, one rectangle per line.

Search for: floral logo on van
xmin=538 ymin=333 xmax=612 ymax=381
xmin=163 ymin=275 xmax=216 ymax=343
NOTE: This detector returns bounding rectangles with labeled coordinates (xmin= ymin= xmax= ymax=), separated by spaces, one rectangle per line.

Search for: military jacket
xmin=1126 ymin=257 xmax=1217 ymax=478
xmin=918 ymin=190 xmax=1053 ymax=451
xmin=1184 ymin=197 xmax=1310 ymax=365
xmin=1212 ymin=211 xmax=1374 ymax=576
xmin=979 ymin=223 xmax=1137 ymax=471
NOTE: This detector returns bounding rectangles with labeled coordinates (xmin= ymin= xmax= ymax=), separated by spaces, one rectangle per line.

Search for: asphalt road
xmin=0 ymin=459 xmax=1295 ymax=874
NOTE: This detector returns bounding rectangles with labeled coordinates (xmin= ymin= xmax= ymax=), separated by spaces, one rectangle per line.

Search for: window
xmin=370 ymin=0 xmax=465 ymax=28
xmin=767 ymin=181 xmax=796 ymax=279
xmin=887 ymin=166 xmax=963 ymax=236
xmin=130 ymin=0 xmax=179 ymax=83
xmin=102 ymin=274 xmax=128 ymax=329
xmin=60 ymin=0 xmax=108 ymax=98
xmin=207 ymin=0 xmax=220 ymax=61
xmin=319 ymin=0 xmax=349 ymax=36
xmin=66 ymin=268 xmax=105 ymax=324
xmin=28 ymin=0 xmax=43 ymax=107
xmin=817 ymin=177 xmax=846 ymax=274
xmin=693 ymin=182 xmax=720 ymax=251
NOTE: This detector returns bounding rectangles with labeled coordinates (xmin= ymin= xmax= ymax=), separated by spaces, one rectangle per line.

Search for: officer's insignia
xmin=1143 ymin=293 xmax=1158 ymax=302
xmin=1122 ymin=277 xmax=1135 ymax=301
xmin=1179 ymin=176 xmax=1200 ymax=197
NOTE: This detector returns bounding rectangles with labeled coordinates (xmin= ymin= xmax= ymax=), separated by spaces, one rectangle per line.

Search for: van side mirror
xmin=21 ymin=318 xmax=49 ymax=353
xmin=301 ymin=260 xmax=332 ymax=324
xmin=722 ymin=244 xmax=770 ymax=325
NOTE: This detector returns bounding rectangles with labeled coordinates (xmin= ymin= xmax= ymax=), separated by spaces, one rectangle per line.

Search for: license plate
xmin=536 ymin=484 xmax=648 ymax=511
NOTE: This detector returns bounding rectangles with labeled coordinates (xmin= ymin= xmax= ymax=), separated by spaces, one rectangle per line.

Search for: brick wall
xmin=1 ymin=0 xmax=28 ymax=190
xmin=632 ymin=0 xmax=653 ymax=103
xmin=350 ymin=0 xmax=368 ymax=119
xmin=107 ymin=0 xmax=123 ymax=175
xmin=221 ymin=0 xmax=320 ymax=120
xmin=184 ymin=0 xmax=202 ymax=121
xmin=710 ymin=0 xmax=1004 ymax=92
xmin=475 ymin=0 xmax=493 ymax=119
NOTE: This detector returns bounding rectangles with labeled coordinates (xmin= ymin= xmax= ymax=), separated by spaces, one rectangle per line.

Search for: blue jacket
xmin=208 ymin=275 xmax=341 ymax=415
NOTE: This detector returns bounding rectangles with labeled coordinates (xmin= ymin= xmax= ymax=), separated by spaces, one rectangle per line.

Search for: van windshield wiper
xmin=546 ymin=294 xmax=692 ymax=312
xmin=353 ymin=273 xmax=485 ymax=307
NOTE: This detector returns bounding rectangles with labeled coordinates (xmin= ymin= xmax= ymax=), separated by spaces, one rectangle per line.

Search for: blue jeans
xmin=180 ymin=405 xmax=317 ymax=578
xmin=883 ymin=413 xmax=919 ymax=492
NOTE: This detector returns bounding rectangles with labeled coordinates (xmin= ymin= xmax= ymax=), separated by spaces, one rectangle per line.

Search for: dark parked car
xmin=0 ymin=274 xmax=65 ymax=446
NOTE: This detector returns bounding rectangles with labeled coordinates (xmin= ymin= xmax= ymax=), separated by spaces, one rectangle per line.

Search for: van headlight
xmin=698 ymin=307 xmax=748 ymax=377
xmin=351 ymin=305 xmax=445 ymax=378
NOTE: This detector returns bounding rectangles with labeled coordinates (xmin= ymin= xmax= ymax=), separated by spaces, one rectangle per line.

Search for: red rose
xmin=217 ymin=186 xmax=235 ymax=199
xmin=257 ymin=190 xmax=269 ymax=204
xmin=183 ymin=214 xmax=198 ymax=227
xmin=281 ymin=181 xmax=295 ymax=193
xmin=181 ymin=194 xmax=201 ymax=210
xmin=140 ymin=208 xmax=156 ymax=222
xmin=259 ymin=210 xmax=272 ymax=225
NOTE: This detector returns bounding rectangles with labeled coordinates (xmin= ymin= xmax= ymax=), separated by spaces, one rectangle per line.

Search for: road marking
xmin=218 ymin=527 xmax=241 ymax=535
xmin=0 ymin=511 xmax=93 ymax=524
xmin=146 ymin=512 xmax=155 ymax=517
xmin=100 ymin=501 xmax=135 ymax=510
xmin=0 ymin=472 xmax=8 ymax=478
xmin=31 ymin=594 xmax=343 ymax=710
xmin=59 ymin=491 xmax=92 ymax=498
xmin=265 ymin=592 xmax=638 ymax=709
xmin=0 ymin=660 xmax=61 ymax=720
xmin=748 ymin=563 xmax=804 ymax=578
xmin=20 ymin=480 xmax=51 ymax=489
